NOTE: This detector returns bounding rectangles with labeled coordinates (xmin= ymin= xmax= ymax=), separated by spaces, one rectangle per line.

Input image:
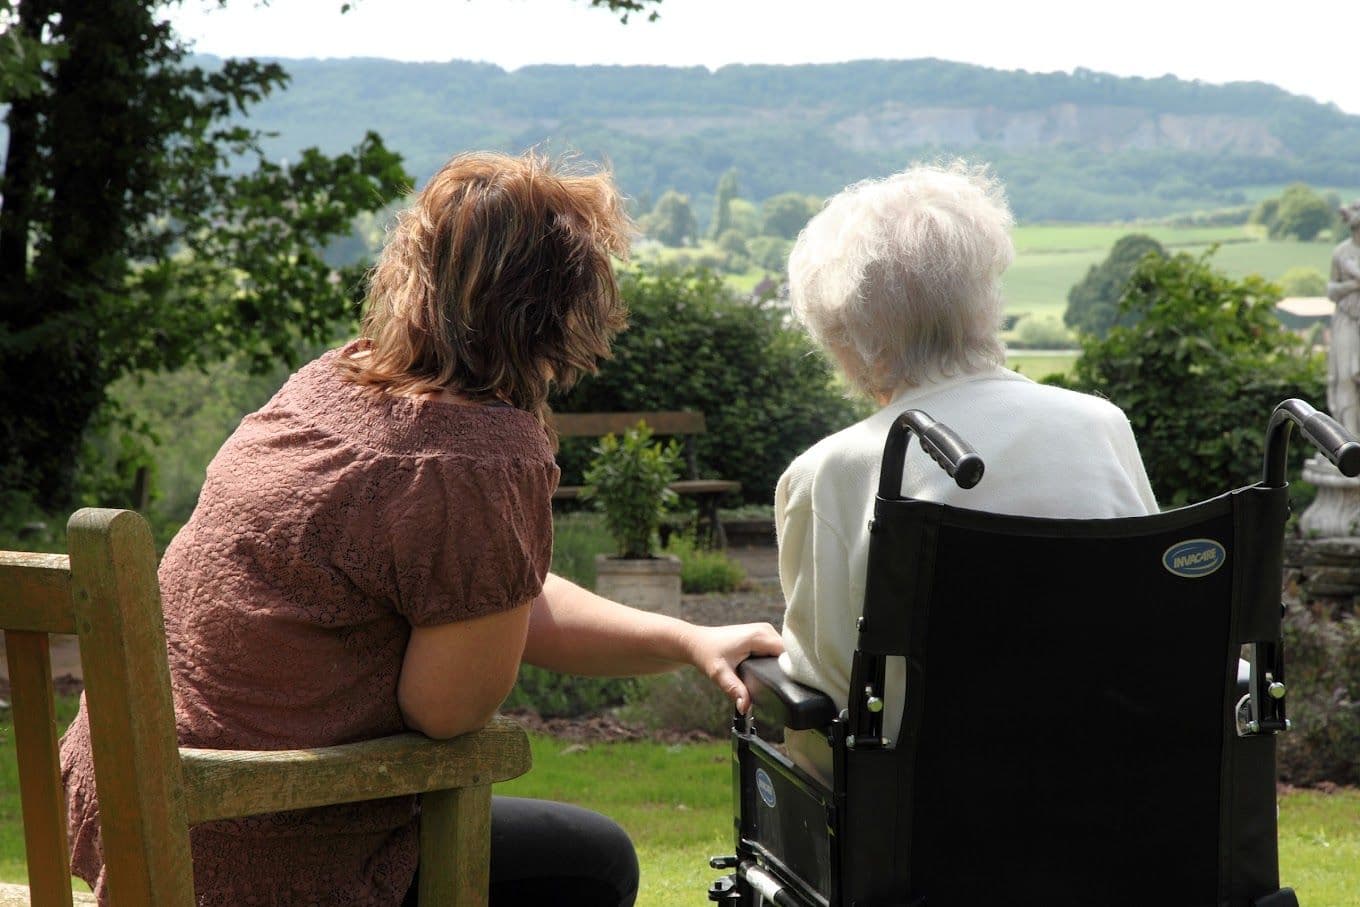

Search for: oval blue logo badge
xmin=1163 ymin=538 xmax=1226 ymax=578
xmin=755 ymin=768 xmax=777 ymax=808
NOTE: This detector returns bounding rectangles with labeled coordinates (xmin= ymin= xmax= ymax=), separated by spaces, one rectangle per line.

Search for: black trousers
xmin=402 ymin=796 xmax=639 ymax=907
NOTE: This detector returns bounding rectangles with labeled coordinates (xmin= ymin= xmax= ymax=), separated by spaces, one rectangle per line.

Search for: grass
xmin=1006 ymin=351 xmax=1077 ymax=380
xmin=0 ymin=704 xmax=1355 ymax=904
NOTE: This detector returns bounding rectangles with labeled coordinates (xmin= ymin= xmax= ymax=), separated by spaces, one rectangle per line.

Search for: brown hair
xmin=341 ymin=151 xmax=631 ymax=432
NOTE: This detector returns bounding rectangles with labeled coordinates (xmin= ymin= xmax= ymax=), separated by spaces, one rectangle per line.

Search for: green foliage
xmin=1063 ymin=234 xmax=1167 ymax=337
xmin=502 ymin=665 xmax=638 ymax=719
xmin=0 ymin=0 xmax=409 ymax=508
xmin=583 ymin=424 xmax=682 ymax=559
xmin=725 ymin=198 xmax=763 ymax=238
xmin=640 ymin=190 xmax=698 ymax=247
xmin=1011 ymin=314 xmax=1077 ymax=350
xmin=662 ymin=533 xmax=746 ymax=594
xmin=1277 ymin=606 xmax=1360 ymax=787
xmin=554 ymin=264 xmax=867 ymax=506
xmin=709 ymin=169 xmax=740 ymax=239
xmin=1279 ymin=266 xmax=1329 ymax=298
xmin=550 ymin=512 xmax=615 ymax=588
xmin=1064 ymin=250 xmax=1324 ymax=507
xmin=760 ymin=192 xmax=821 ymax=240
xmin=1252 ymin=183 xmax=1342 ymax=241
xmin=746 ymin=235 xmax=792 ymax=271
xmin=1263 ymin=184 xmax=1338 ymax=241
xmin=620 ymin=669 xmax=732 ymax=735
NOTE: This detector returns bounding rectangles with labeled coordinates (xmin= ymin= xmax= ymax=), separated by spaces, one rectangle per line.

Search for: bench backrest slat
xmin=0 ymin=554 xmax=77 ymax=634
xmin=551 ymin=411 xmax=706 ymax=438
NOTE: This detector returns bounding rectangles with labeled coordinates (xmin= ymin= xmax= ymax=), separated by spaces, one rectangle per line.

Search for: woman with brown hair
xmin=60 ymin=152 xmax=782 ymax=906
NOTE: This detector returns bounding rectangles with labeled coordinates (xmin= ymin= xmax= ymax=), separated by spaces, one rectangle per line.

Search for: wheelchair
xmin=708 ymin=399 xmax=1360 ymax=907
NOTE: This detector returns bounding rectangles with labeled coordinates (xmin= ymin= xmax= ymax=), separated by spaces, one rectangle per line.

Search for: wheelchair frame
xmin=708 ymin=399 xmax=1359 ymax=907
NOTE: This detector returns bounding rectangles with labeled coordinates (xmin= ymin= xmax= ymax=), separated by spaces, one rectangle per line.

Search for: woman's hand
xmin=680 ymin=622 xmax=784 ymax=714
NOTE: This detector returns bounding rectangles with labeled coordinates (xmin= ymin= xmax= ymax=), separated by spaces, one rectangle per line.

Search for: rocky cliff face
xmin=831 ymin=103 xmax=1287 ymax=156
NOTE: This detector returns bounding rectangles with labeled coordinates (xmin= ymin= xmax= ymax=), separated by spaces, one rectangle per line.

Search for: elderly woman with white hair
xmin=775 ymin=163 xmax=1160 ymax=782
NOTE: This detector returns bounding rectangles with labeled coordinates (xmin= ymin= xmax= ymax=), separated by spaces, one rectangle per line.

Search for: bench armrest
xmin=738 ymin=657 xmax=838 ymax=731
xmin=180 ymin=715 xmax=531 ymax=824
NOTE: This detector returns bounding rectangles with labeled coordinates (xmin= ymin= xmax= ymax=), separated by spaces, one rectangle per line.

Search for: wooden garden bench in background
xmin=551 ymin=411 xmax=742 ymax=546
xmin=0 ymin=509 xmax=530 ymax=907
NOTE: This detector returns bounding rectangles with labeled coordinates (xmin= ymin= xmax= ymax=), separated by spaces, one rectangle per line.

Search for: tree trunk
xmin=2 ymin=0 xmax=155 ymax=509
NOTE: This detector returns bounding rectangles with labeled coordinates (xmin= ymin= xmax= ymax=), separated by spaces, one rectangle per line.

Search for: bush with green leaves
xmin=1277 ymin=604 xmax=1360 ymax=786
xmin=1011 ymin=314 xmax=1077 ymax=350
xmin=620 ymin=668 xmax=732 ymax=735
xmin=663 ymin=532 xmax=747 ymax=593
xmin=503 ymin=665 xmax=638 ymax=720
xmin=583 ymin=424 xmax=682 ymax=559
xmin=554 ymin=264 xmax=867 ymax=505
xmin=1058 ymin=249 xmax=1324 ymax=507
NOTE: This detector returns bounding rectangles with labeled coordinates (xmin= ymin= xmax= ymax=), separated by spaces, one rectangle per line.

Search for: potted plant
xmin=583 ymin=422 xmax=684 ymax=615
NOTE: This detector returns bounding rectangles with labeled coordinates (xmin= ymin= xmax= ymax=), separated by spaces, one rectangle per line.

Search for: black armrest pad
xmin=738 ymin=657 xmax=838 ymax=730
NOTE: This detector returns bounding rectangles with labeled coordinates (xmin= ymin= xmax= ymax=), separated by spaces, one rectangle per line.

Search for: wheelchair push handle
xmin=1263 ymin=399 xmax=1360 ymax=488
xmin=878 ymin=410 xmax=985 ymax=500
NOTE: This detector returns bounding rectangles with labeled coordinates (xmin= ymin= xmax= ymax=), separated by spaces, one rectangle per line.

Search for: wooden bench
xmin=551 ymin=411 xmax=741 ymax=546
xmin=0 ymin=509 xmax=531 ymax=906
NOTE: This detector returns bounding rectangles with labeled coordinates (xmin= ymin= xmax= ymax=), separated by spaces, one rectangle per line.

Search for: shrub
xmin=553 ymin=263 xmax=867 ymax=505
xmin=1059 ymin=249 xmax=1324 ymax=506
xmin=620 ymin=668 xmax=732 ymax=736
xmin=503 ymin=665 xmax=638 ymax=720
xmin=1011 ymin=314 xmax=1077 ymax=350
xmin=1277 ymin=605 xmax=1360 ymax=786
xmin=663 ymin=532 xmax=747 ymax=593
xmin=582 ymin=423 xmax=681 ymax=559
xmin=551 ymin=512 xmax=614 ymax=587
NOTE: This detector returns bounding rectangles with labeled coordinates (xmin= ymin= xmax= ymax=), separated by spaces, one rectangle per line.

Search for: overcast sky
xmin=165 ymin=0 xmax=1358 ymax=115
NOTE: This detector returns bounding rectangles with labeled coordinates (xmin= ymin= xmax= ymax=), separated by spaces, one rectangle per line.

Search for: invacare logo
xmin=1163 ymin=538 xmax=1226 ymax=578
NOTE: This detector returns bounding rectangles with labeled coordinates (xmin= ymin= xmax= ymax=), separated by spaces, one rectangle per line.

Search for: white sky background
xmin=166 ymin=0 xmax=1360 ymax=115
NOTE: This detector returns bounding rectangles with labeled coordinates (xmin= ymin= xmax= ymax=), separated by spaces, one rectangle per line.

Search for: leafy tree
xmin=0 ymin=0 xmax=667 ymax=510
xmin=553 ymin=264 xmax=865 ymax=504
xmin=726 ymin=198 xmax=762 ymax=238
xmin=761 ymin=192 xmax=821 ymax=240
xmin=1271 ymin=183 xmax=1335 ymax=241
xmin=0 ymin=0 xmax=409 ymax=508
xmin=640 ymin=190 xmax=698 ymax=246
xmin=1279 ymin=266 xmax=1328 ymax=298
xmin=716 ymin=229 xmax=749 ymax=257
xmin=709 ymin=169 xmax=740 ymax=239
xmin=747 ymin=235 xmax=792 ymax=272
xmin=1061 ymin=250 xmax=1324 ymax=507
xmin=1063 ymin=234 xmax=1167 ymax=338
xmin=1251 ymin=184 xmax=1339 ymax=241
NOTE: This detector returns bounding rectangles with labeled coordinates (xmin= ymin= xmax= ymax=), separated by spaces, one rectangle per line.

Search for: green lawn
xmin=504 ymin=736 xmax=1360 ymax=907
xmin=4 ymin=705 xmax=1354 ymax=905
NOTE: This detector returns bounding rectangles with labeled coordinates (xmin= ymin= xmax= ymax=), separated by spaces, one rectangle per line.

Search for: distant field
xmin=634 ymin=225 xmax=1338 ymax=327
xmin=1004 ymin=225 xmax=1335 ymax=322
xmin=1006 ymin=351 xmax=1077 ymax=380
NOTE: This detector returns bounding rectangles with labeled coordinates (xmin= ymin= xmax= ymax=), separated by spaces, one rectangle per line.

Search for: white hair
xmin=788 ymin=161 xmax=1013 ymax=399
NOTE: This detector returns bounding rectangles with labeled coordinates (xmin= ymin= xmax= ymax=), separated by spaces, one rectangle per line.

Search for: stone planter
xmin=594 ymin=553 xmax=682 ymax=617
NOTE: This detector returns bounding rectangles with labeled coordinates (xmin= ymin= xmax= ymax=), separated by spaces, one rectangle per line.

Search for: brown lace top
xmin=60 ymin=343 xmax=558 ymax=905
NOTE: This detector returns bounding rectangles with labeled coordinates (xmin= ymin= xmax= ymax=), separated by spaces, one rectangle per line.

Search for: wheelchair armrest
xmin=739 ymin=657 xmax=838 ymax=731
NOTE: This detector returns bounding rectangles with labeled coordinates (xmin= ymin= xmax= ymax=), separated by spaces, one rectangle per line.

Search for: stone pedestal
xmin=1299 ymin=454 xmax=1360 ymax=538
xmin=594 ymin=554 xmax=683 ymax=617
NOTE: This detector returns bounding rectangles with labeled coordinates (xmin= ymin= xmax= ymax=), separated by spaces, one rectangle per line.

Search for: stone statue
xmin=1301 ymin=200 xmax=1360 ymax=538
xmin=1328 ymin=201 xmax=1360 ymax=438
